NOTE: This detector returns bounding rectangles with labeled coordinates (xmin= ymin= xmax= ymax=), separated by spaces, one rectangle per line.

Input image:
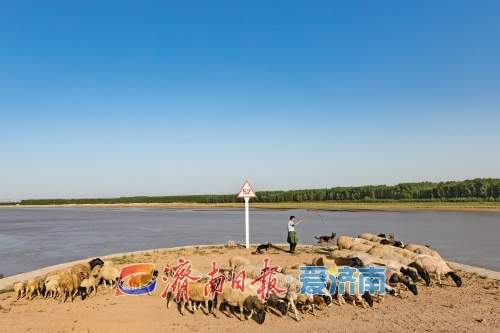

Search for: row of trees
xmin=18 ymin=178 xmax=500 ymax=205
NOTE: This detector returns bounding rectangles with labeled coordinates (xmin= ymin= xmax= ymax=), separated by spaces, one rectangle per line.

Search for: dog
xmin=256 ymin=243 xmax=272 ymax=253
xmin=314 ymin=232 xmax=336 ymax=243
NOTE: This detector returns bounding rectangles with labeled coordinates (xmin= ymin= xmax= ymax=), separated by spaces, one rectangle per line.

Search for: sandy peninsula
xmin=0 ymin=244 xmax=499 ymax=333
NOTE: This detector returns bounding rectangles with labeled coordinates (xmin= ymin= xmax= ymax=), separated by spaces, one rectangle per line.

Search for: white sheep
xmin=368 ymin=246 xmax=413 ymax=266
xmin=57 ymin=271 xmax=76 ymax=302
xmin=358 ymin=233 xmax=384 ymax=242
xmin=80 ymin=276 xmax=99 ymax=297
xmin=216 ymin=281 xmax=266 ymax=324
xmin=80 ymin=265 xmax=101 ymax=297
xmin=44 ymin=278 xmax=59 ymax=299
xmin=100 ymin=265 xmax=120 ymax=288
xmin=410 ymin=255 xmax=461 ymax=287
xmin=331 ymin=248 xmax=425 ymax=290
xmin=349 ymin=243 xmax=374 ymax=253
xmin=337 ymin=236 xmax=374 ymax=250
xmin=228 ymin=256 xmax=251 ymax=270
xmin=234 ymin=264 xmax=265 ymax=280
xmin=405 ymin=244 xmax=442 ymax=259
xmin=25 ymin=278 xmax=40 ymax=300
xmin=13 ymin=281 xmax=25 ymax=300
xmin=165 ymin=281 xmax=214 ymax=316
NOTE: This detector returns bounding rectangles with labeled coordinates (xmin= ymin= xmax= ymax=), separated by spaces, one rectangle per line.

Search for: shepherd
xmin=287 ymin=215 xmax=303 ymax=253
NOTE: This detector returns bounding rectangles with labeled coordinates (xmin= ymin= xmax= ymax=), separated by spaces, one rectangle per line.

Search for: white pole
xmin=244 ymin=197 xmax=250 ymax=249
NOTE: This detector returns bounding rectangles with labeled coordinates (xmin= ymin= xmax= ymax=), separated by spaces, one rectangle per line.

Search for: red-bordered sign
xmin=237 ymin=180 xmax=256 ymax=198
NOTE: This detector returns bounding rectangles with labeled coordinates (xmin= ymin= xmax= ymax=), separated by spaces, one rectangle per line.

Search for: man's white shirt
xmin=288 ymin=220 xmax=295 ymax=232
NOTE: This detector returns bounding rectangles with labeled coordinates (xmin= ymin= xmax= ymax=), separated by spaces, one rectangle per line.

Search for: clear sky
xmin=1 ymin=1 xmax=499 ymax=200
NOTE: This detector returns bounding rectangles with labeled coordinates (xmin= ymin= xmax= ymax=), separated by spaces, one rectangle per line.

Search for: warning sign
xmin=237 ymin=180 xmax=256 ymax=198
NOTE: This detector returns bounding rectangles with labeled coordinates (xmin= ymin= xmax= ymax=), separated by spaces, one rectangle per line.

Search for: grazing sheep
xmin=294 ymin=293 xmax=315 ymax=315
xmin=331 ymin=249 xmax=427 ymax=287
xmin=44 ymin=278 xmax=59 ymax=298
xmin=243 ymin=295 xmax=267 ymax=324
xmin=266 ymin=294 xmax=288 ymax=316
xmin=334 ymin=271 xmax=373 ymax=308
xmin=37 ymin=277 xmax=45 ymax=297
xmin=215 ymin=282 xmax=266 ymax=324
xmin=228 ymin=256 xmax=251 ymax=270
xmin=313 ymin=294 xmax=327 ymax=311
xmin=13 ymin=281 xmax=26 ymax=299
xmin=25 ymin=278 xmax=41 ymax=300
xmin=409 ymin=255 xmax=461 ymax=287
xmin=383 ymin=267 xmax=418 ymax=296
xmin=270 ymin=273 xmax=303 ymax=321
xmin=100 ymin=265 xmax=120 ymax=288
xmin=234 ymin=264 xmax=266 ymax=280
xmin=80 ymin=266 xmax=102 ymax=298
xmin=167 ymin=281 xmax=214 ymax=316
xmin=388 ymin=270 xmax=418 ymax=295
xmin=68 ymin=258 xmax=104 ymax=279
xmin=58 ymin=271 xmax=76 ymax=302
xmin=71 ymin=270 xmax=89 ymax=300
xmin=70 ymin=263 xmax=91 ymax=277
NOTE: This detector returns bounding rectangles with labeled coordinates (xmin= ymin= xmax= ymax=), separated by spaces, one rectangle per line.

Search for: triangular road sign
xmin=237 ymin=180 xmax=256 ymax=198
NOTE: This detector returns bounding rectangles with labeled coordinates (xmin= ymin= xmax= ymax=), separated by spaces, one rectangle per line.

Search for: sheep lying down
xmin=335 ymin=249 xmax=426 ymax=282
xmin=330 ymin=249 xmax=423 ymax=294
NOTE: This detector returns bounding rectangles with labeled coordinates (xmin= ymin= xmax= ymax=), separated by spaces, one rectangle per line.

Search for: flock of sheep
xmin=10 ymin=232 xmax=462 ymax=325
xmin=161 ymin=232 xmax=462 ymax=324
xmin=13 ymin=258 xmax=120 ymax=303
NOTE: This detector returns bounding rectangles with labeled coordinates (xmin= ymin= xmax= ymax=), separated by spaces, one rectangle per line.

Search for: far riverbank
xmin=2 ymin=201 xmax=500 ymax=212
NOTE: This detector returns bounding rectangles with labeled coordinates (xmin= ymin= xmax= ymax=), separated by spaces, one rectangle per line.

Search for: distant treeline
xmin=16 ymin=178 xmax=500 ymax=205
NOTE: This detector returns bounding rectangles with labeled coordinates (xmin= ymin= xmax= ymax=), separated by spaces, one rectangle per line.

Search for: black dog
xmin=256 ymin=243 xmax=272 ymax=253
xmin=314 ymin=232 xmax=336 ymax=243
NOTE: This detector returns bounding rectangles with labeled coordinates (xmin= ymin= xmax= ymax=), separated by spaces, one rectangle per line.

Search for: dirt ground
xmin=1 ymin=245 xmax=499 ymax=333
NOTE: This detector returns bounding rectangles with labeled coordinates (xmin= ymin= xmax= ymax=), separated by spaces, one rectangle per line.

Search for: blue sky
xmin=1 ymin=1 xmax=499 ymax=200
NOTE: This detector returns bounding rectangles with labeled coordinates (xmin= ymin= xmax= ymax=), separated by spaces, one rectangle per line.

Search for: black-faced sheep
xmin=215 ymin=282 xmax=266 ymax=324
xmin=409 ymin=255 xmax=461 ymax=287
xmin=359 ymin=233 xmax=404 ymax=248
xmin=100 ymin=264 xmax=120 ymax=288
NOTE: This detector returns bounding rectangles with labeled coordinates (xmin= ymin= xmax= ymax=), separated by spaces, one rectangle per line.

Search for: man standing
xmin=287 ymin=215 xmax=303 ymax=253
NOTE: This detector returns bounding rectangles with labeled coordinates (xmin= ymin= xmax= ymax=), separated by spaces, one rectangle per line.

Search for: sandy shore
xmin=1 ymin=245 xmax=499 ymax=332
xmin=2 ymin=201 xmax=500 ymax=212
